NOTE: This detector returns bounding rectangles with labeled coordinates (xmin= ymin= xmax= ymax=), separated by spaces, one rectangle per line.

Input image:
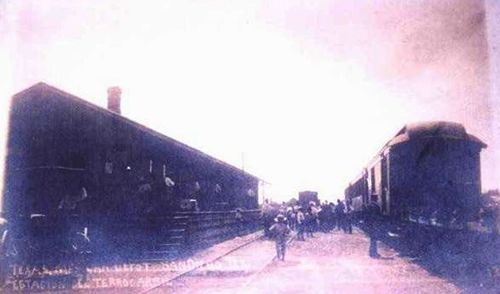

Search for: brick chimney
xmin=107 ymin=86 xmax=122 ymax=114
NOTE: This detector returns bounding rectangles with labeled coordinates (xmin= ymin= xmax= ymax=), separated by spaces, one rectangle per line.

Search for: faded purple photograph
xmin=0 ymin=1 xmax=499 ymax=293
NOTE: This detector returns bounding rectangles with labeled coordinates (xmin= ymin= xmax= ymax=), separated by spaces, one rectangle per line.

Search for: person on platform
xmin=330 ymin=202 xmax=337 ymax=230
xmin=328 ymin=202 xmax=336 ymax=231
xmin=269 ymin=214 xmax=291 ymax=261
xmin=310 ymin=202 xmax=320 ymax=232
xmin=319 ymin=203 xmax=329 ymax=232
xmin=287 ymin=207 xmax=297 ymax=231
xmin=345 ymin=201 xmax=353 ymax=234
xmin=0 ymin=217 xmax=8 ymax=286
xmin=335 ymin=200 xmax=346 ymax=232
xmin=305 ymin=208 xmax=315 ymax=238
xmin=481 ymin=204 xmax=499 ymax=238
xmin=235 ymin=208 xmax=245 ymax=236
xmin=366 ymin=195 xmax=382 ymax=258
xmin=262 ymin=199 xmax=274 ymax=238
xmin=296 ymin=207 xmax=306 ymax=241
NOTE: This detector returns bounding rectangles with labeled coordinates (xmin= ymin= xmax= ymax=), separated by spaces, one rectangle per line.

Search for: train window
xmin=370 ymin=168 xmax=376 ymax=193
xmin=247 ymin=188 xmax=255 ymax=197
xmin=149 ymin=160 xmax=153 ymax=174
xmin=162 ymin=164 xmax=167 ymax=178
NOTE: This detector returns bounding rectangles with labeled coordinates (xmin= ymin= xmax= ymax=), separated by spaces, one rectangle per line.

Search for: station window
xmin=105 ymin=162 xmax=113 ymax=174
xmin=247 ymin=188 xmax=255 ymax=197
xmin=194 ymin=181 xmax=201 ymax=192
xmin=215 ymin=183 xmax=222 ymax=194
xmin=165 ymin=177 xmax=175 ymax=187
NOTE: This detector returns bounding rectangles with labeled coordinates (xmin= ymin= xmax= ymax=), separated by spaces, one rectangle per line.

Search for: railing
xmin=180 ymin=210 xmax=261 ymax=250
xmin=2 ymin=210 xmax=262 ymax=262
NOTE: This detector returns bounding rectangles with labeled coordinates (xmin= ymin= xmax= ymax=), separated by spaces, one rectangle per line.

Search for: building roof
xmin=12 ymin=82 xmax=261 ymax=181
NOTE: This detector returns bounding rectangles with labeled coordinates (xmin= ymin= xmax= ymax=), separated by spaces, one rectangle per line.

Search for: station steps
xmin=139 ymin=216 xmax=190 ymax=262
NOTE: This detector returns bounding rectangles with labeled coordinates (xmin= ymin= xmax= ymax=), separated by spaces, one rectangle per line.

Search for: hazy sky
xmin=1 ymin=0 xmax=499 ymax=201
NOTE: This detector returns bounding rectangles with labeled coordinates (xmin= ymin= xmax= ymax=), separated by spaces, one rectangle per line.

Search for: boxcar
xmin=298 ymin=191 xmax=320 ymax=208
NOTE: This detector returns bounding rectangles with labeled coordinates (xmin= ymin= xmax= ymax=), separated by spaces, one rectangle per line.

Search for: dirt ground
xmin=4 ymin=228 xmax=498 ymax=293
xmin=242 ymin=230 xmax=461 ymax=294
xmin=158 ymin=228 xmax=479 ymax=294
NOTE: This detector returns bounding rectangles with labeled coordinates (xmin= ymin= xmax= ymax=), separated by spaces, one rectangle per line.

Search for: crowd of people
xmin=262 ymin=199 xmax=355 ymax=238
xmin=262 ymin=194 xmax=500 ymax=262
xmin=261 ymin=198 xmax=358 ymax=260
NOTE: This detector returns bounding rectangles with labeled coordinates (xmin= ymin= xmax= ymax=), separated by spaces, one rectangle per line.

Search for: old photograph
xmin=0 ymin=1 xmax=499 ymax=293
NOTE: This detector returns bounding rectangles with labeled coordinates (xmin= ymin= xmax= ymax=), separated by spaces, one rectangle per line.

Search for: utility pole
xmin=241 ymin=152 xmax=245 ymax=172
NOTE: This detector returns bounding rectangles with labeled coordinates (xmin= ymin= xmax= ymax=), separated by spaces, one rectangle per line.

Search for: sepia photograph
xmin=0 ymin=0 xmax=499 ymax=293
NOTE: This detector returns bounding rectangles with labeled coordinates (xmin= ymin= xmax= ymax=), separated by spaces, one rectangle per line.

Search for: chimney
xmin=107 ymin=86 xmax=122 ymax=114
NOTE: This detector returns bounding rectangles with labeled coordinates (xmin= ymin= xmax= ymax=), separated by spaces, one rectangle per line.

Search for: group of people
xmin=261 ymin=198 xmax=357 ymax=261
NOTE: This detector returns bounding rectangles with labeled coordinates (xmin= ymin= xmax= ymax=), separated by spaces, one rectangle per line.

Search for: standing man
xmin=262 ymin=199 xmax=273 ymax=238
xmin=335 ymin=200 xmax=346 ymax=232
xmin=296 ymin=208 xmax=306 ymax=241
xmin=235 ymin=208 xmax=244 ymax=236
xmin=310 ymin=202 xmax=320 ymax=232
xmin=345 ymin=201 xmax=353 ymax=234
xmin=269 ymin=214 xmax=291 ymax=261
xmin=287 ymin=207 xmax=297 ymax=231
xmin=0 ymin=217 xmax=8 ymax=287
xmin=366 ymin=195 xmax=382 ymax=258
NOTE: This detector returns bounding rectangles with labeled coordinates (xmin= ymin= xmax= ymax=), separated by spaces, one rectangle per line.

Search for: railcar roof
xmin=347 ymin=121 xmax=487 ymax=187
xmin=383 ymin=121 xmax=487 ymax=160
xmin=12 ymin=82 xmax=261 ymax=182
xmin=391 ymin=121 xmax=487 ymax=147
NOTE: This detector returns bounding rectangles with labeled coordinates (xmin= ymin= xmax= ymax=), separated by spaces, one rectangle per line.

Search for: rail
xmin=140 ymin=231 xmax=297 ymax=293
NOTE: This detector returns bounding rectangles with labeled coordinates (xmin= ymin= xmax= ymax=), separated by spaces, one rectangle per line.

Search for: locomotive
xmin=0 ymin=82 xmax=261 ymax=267
xmin=345 ymin=121 xmax=486 ymax=226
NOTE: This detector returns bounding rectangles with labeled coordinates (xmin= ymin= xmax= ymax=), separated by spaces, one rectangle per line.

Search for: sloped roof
xmin=12 ymin=82 xmax=261 ymax=181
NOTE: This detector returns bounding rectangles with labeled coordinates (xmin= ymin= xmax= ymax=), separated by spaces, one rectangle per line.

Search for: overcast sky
xmin=1 ymin=0 xmax=499 ymax=202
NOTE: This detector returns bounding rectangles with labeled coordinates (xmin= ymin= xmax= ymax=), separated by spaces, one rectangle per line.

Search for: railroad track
xmin=236 ymin=234 xmax=297 ymax=292
xmin=140 ymin=233 xmax=297 ymax=293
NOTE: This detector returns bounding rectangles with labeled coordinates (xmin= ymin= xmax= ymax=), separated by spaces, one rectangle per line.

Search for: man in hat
xmin=0 ymin=217 xmax=8 ymax=286
xmin=366 ymin=195 xmax=382 ymax=258
xmin=235 ymin=208 xmax=244 ymax=236
xmin=269 ymin=214 xmax=291 ymax=261
xmin=296 ymin=207 xmax=305 ymax=241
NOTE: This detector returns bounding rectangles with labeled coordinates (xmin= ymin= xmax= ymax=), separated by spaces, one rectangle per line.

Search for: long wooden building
xmin=3 ymin=82 xmax=260 ymax=220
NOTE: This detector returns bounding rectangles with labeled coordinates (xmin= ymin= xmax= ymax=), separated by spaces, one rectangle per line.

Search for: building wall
xmin=3 ymin=86 xmax=259 ymax=219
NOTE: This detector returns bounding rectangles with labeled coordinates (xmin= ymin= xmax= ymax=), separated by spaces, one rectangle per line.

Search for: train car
xmin=345 ymin=121 xmax=486 ymax=226
xmin=298 ymin=191 xmax=319 ymax=208
xmin=0 ymin=82 xmax=260 ymax=265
